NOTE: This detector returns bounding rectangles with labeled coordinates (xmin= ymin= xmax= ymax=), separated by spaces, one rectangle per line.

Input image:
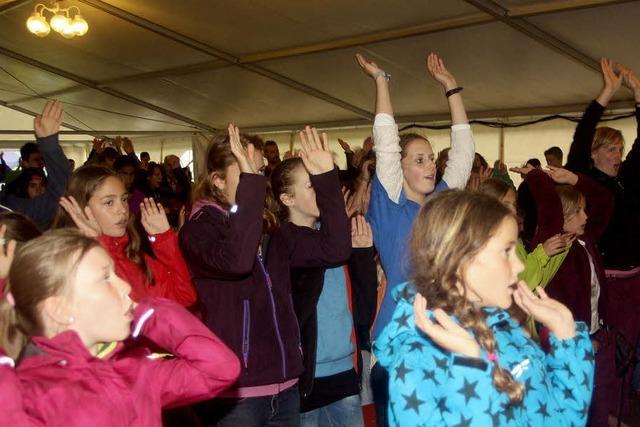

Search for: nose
xmin=115 ymin=273 xmax=132 ymax=299
xmin=512 ymin=253 xmax=525 ymax=277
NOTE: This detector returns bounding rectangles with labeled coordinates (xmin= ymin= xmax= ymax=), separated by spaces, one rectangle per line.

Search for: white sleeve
xmin=373 ymin=113 xmax=403 ymax=203
xmin=442 ymin=124 xmax=475 ymax=189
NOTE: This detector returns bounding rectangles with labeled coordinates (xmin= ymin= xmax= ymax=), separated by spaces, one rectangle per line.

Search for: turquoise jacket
xmin=374 ymin=283 xmax=594 ymax=426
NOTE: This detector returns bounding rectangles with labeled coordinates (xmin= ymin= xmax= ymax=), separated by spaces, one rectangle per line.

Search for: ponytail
xmin=0 ymin=293 xmax=26 ymax=360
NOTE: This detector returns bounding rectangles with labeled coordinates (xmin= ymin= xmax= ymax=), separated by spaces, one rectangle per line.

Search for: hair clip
xmin=487 ymin=352 xmax=499 ymax=363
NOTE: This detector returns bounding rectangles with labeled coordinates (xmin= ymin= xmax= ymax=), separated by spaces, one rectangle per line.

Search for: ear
xmin=279 ymin=192 xmax=295 ymax=208
xmin=41 ymin=295 xmax=73 ymax=335
xmin=210 ymin=172 xmax=226 ymax=191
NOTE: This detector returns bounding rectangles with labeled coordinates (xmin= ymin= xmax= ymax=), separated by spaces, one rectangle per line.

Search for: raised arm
xmin=427 ymin=53 xmax=474 ymax=189
xmin=566 ymin=58 xmax=624 ymax=173
xmin=618 ymin=67 xmax=640 ymax=188
xmin=519 ymin=167 xmax=564 ymax=246
xmin=133 ymin=298 xmax=240 ymax=408
xmin=287 ymin=127 xmax=352 ymax=267
xmin=356 ymin=53 xmax=403 ymax=202
xmin=179 ymin=125 xmax=265 ymax=277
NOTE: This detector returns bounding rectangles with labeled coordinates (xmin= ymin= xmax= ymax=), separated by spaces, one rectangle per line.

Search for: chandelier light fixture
xmin=26 ymin=2 xmax=89 ymax=38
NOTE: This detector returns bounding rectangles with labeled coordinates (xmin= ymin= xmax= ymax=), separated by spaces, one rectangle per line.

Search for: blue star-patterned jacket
xmin=374 ymin=282 xmax=595 ymax=427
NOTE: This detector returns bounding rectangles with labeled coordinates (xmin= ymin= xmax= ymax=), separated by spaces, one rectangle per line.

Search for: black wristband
xmin=445 ymin=87 xmax=463 ymax=97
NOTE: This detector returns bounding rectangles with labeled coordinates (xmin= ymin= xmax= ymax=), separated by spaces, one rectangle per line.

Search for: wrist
xmin=549 ymin=323 xmax=575 ymax=340
xmin=443 ymin=80 xmax=458 ymax=91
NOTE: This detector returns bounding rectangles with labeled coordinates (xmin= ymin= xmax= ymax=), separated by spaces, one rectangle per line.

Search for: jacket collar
xmin=98 ymin=233 xmax=130 ymax=250
xmin=18 ymin=330 xmax=95 ymax=370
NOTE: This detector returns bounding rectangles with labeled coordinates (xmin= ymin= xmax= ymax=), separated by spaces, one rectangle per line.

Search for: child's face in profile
xmin=462 ymin=217 xmax=524 ymax=309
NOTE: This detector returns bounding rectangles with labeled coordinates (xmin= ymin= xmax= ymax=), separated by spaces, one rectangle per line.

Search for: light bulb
xmin=26 ymin=12 xmax=50 ymax=37
xmin=60 ymin=22 xmax=76 ymax=39
xmin=50 ymin=13 xmax=70 ymax=33
xmin=71 ymin=15 xmax=88 ymax=36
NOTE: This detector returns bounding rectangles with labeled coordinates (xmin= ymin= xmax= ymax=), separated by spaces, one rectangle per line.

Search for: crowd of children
xmin=0 ymin=52 xmax=639 ymax=427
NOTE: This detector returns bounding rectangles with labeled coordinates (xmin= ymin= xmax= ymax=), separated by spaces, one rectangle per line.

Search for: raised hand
xmin=597 ymin=57 xmax=624 ymax=106
xmin=414 ymin=293 xmax=481 ymax=358
xmin=355 ymin=53 xmax=385 ymax=80
xmin=337 ymin=138 xmax=352 ymax=153
xmin=426 ymin=53 xmax=458 ymax=91
xmin=298 ymin=126 xmax=334 ymax=175
xmin=544 ymin=166 xmax=578 ymax=185
xmin=542 ymin=234 xmax=570 ymax=257
xmin=351 ymin=215 xmax=373 ymax=248
xmin=34 ymin=100 xmax=63 ymax=138
xmin=91 ymin=138 xmax=104 ymax=154
xmin=140 ymin=198 xmax=170 ymax=236
xmin=59 ymin=196 xmax=101 ymax=238
xmin=513 ymin=281 xmax=575 ymax=340
xmin=228 ymin=124 xmax=257 ymax=174
xmin=0 ymin=225 xmax=17 ymax=280
xmin=620 ymin=65 xmax=640 ymax=101
xmin=113 ymin=136 xmax=124 ymax=154
xmin=122 ymin=137 xmax=134 ymax=155
xmin=509 ymin=164 xmax=534 ymax=176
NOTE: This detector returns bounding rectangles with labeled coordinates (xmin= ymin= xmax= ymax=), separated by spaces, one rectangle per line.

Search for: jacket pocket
xmin=242 ymin=299 xmax=251 ymax=369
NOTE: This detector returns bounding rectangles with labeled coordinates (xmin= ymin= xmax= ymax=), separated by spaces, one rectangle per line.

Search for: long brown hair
xmin=409 ymin=190 xmax=525 ymax=404
xmin=0 ymin=229 xmax=99 ymax=359
xmin=192 ymin=133 xmax=277 ymax=233
xmin=52 ymin=166 xmax=154 ymax=283
xmin=270 ymin=157 xmax=304 ymax=221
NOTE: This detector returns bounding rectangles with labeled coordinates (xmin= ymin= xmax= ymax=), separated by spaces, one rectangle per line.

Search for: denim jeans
xmin=300 ymin=394 xmax=363 ymax=427
xmin=195 ymin=384 xmax=300 ymax=427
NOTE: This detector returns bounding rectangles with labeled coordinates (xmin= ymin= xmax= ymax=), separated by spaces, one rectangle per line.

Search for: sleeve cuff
xmin=374 ymin=113 xmax=396 ymax=126
xmin=451 ymin=124 xmax=471 ymax=131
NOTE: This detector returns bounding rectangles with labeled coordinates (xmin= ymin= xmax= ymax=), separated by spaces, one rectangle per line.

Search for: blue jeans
xmin=195 ymin=384 xmax=300 ymax=427
xmin=300 ymin=394 xmax=363 ymax=427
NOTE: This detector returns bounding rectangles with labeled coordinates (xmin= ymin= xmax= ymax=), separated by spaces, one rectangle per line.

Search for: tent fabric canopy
xmin=0 ymin=0 xmax=639 ymax=136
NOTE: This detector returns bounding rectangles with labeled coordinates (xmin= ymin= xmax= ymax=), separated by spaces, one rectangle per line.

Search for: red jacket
xmin=1 ymin=298 xmax=240 ymax=426
xmin=98 ymin=230 xmax=197 ymax=307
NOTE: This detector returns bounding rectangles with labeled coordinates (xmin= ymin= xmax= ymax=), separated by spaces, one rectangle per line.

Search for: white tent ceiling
xmin=0 ymin=0 xmax=638 ymax=137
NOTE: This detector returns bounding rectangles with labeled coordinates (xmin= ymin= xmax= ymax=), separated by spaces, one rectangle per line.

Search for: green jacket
xmin=517 ymin=239 xmax=568 ymax=290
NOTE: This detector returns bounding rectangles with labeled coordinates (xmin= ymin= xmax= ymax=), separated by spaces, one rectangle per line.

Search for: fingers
xmin=298 ymin=128 xmax=310 ymax=154
xmin=535 ymin=286 xmax=549 ymax=300
xmin=6 ymin=240 xmax=16 ymax=261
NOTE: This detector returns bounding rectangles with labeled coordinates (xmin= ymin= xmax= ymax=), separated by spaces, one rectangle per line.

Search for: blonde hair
xmin=0 ymin=229 xmax=99 ymax=359
xmin=556 ymin=185 xmax=585 ymax=219
xmin=409 ymin=190 xmax=525 ymax=404
xmin=592 ymin=126 xmax=624 ymax=153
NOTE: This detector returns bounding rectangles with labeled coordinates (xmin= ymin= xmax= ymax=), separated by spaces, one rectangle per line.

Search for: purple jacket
xmin=527 ymin=170 xmax=613 ymax=329
xmin=179 ymin=170 xmax=351 ymax=388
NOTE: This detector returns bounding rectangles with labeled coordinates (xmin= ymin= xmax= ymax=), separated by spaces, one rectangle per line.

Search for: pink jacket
xmin=0 ymin=298 xmax=240 ymax=426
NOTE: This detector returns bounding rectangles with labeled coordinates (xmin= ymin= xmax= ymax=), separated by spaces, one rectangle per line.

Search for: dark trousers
xmin=588 ymin=329 xmax=617 ymax=427
xmin=370 ymin=363 xmax=389 ymax=427
xmin=196 ymin=384 xmax=300 ymax=427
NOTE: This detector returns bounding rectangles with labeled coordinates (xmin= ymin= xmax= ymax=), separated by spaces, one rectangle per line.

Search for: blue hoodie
xmin=374 ymin=283 xmax=594 ymax=426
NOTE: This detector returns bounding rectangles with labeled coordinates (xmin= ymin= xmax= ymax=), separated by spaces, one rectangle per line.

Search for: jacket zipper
xmin=258 ymin=254 xmax=287 ymax=380
xmin=242 ymin=299 xmax=251 ymax=369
